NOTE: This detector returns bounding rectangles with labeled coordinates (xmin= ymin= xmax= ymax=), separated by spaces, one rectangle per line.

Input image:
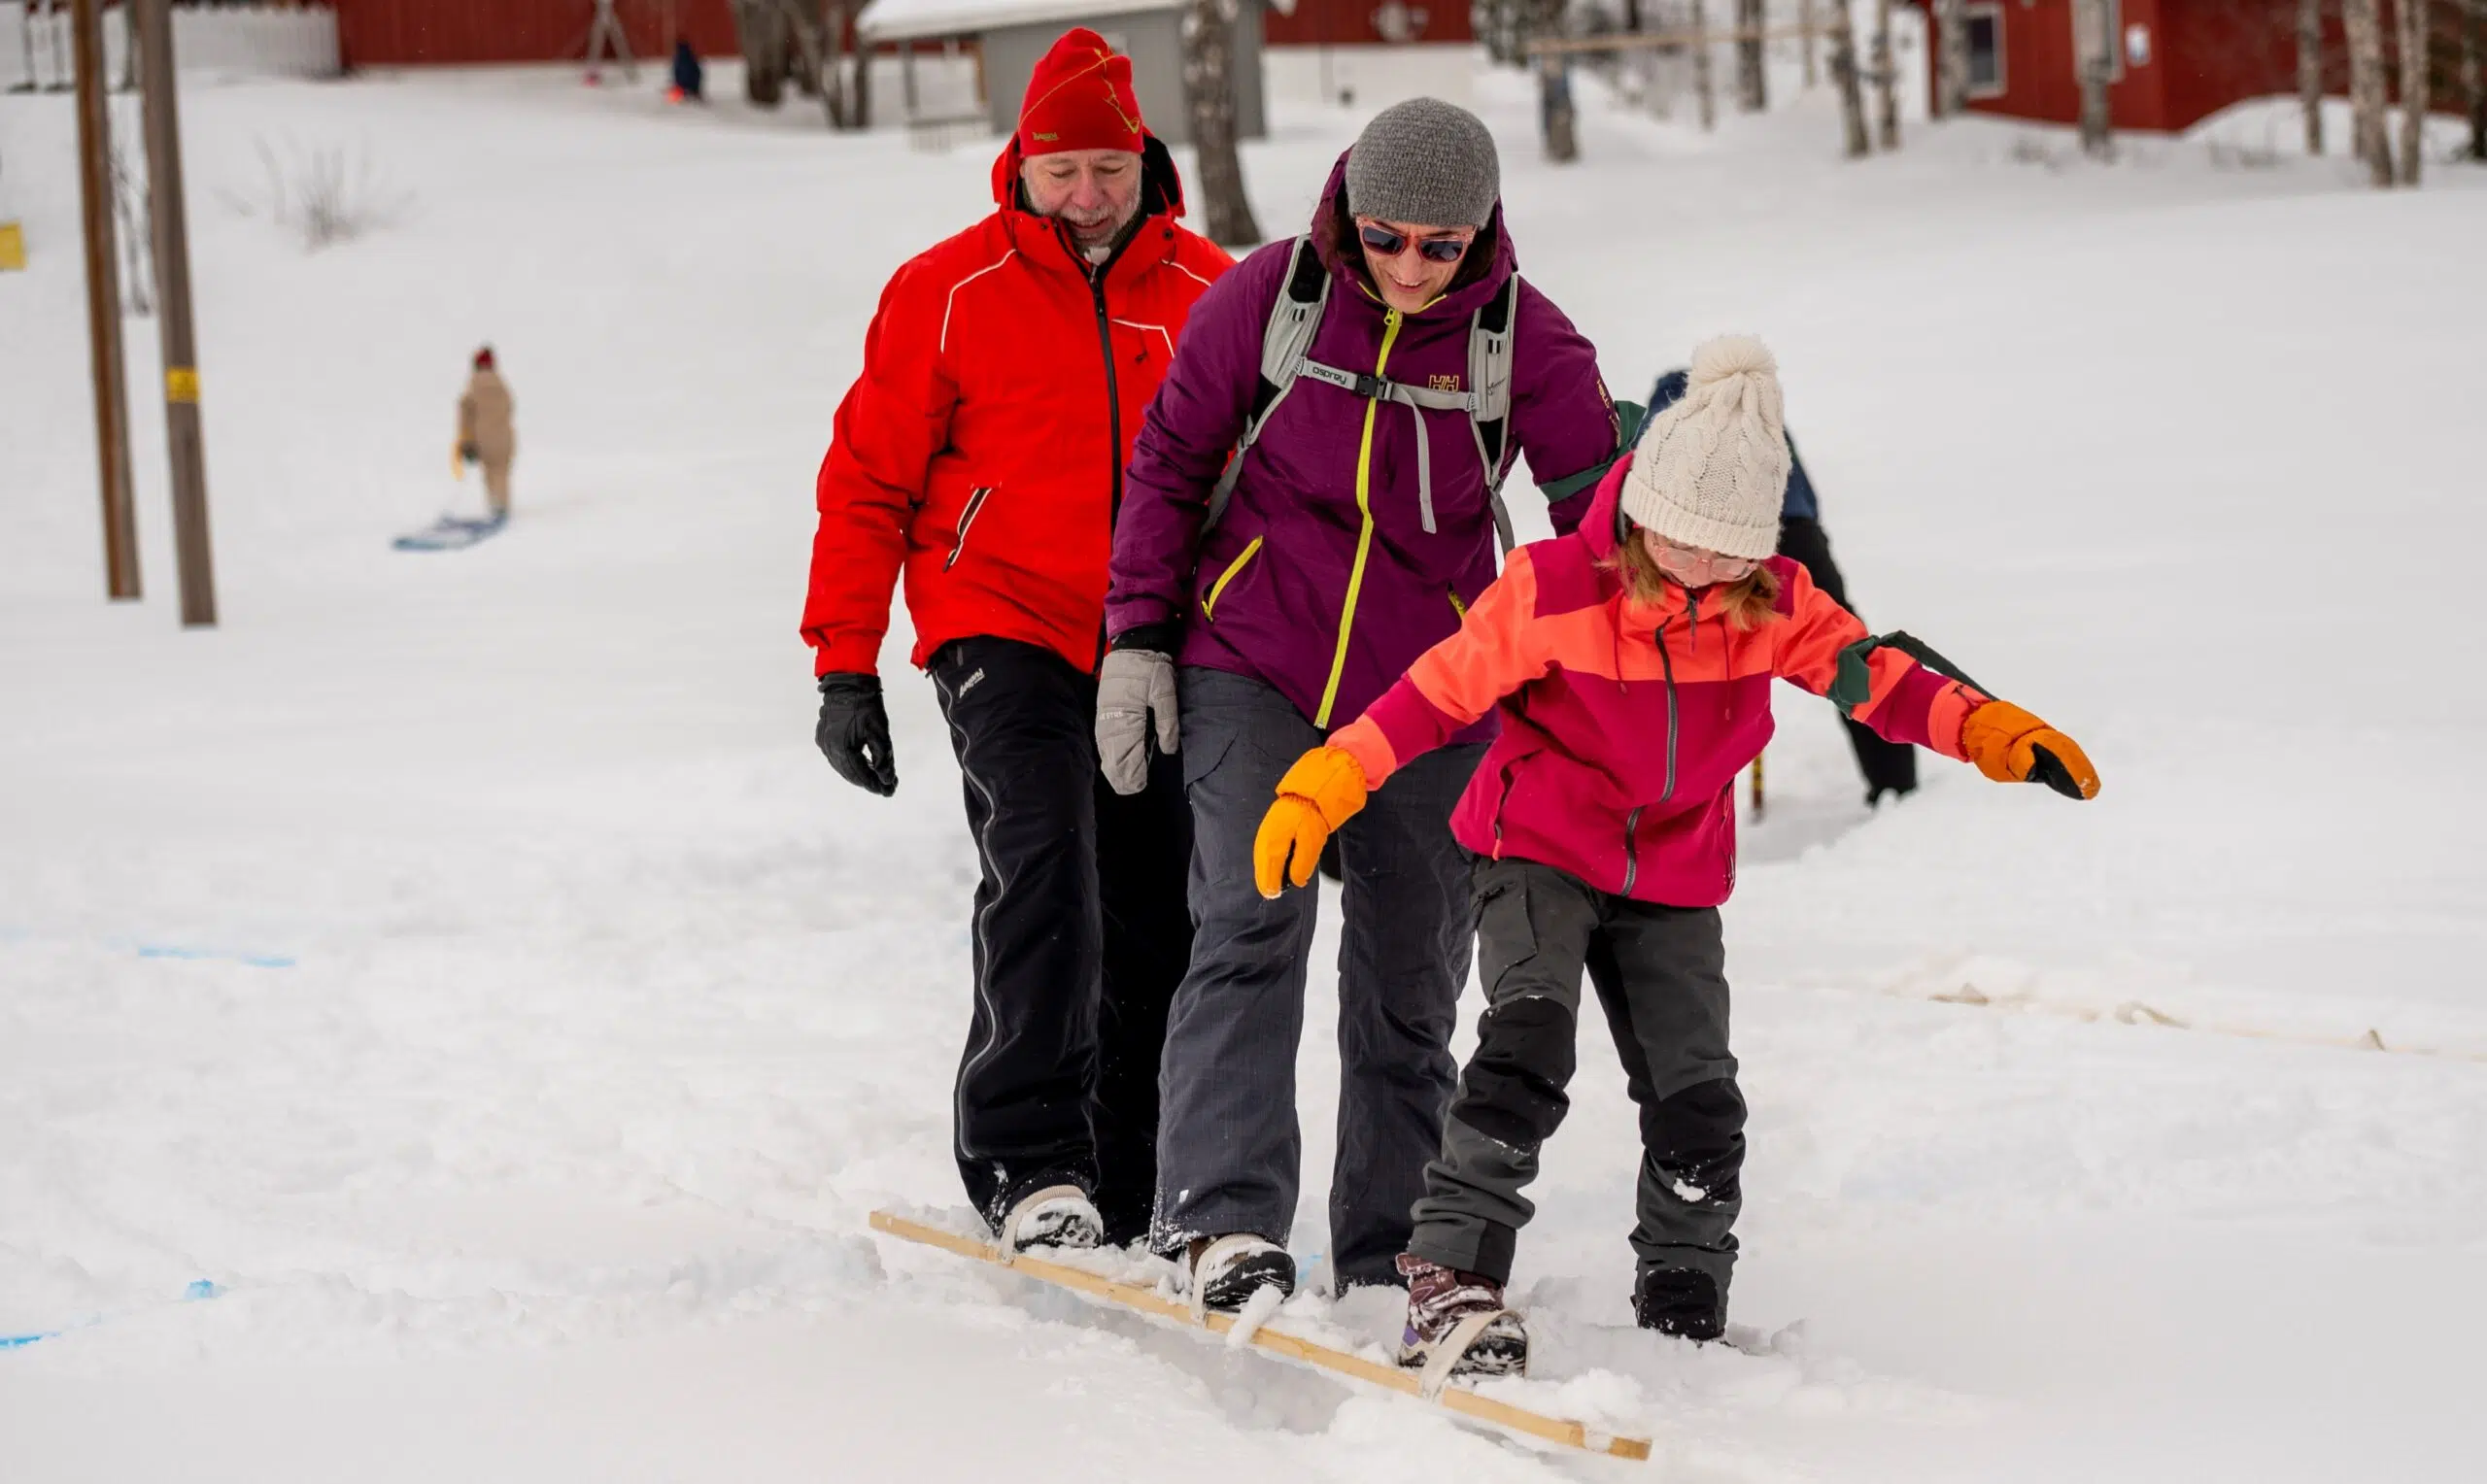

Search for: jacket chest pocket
xmin=1201 ymin=537 xmax=1264 ymax=622
xmin=1107 ymin=317 xmax=1173 ymax=379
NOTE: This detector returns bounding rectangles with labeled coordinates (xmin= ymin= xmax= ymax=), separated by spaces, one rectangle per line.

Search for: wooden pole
xmin=134 ymin=0 xmax=215 ymax=626
xmin=72 ymin=0 xmax=139 ymax=600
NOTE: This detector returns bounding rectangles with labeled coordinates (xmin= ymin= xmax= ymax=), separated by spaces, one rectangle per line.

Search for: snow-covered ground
xmin=4 ymin=61 xmax=2484 ymax=1481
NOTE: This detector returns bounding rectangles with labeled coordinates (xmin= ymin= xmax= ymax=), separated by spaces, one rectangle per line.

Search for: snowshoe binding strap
xmin=1415 ymin=1307 xmax=1523 ymax=1399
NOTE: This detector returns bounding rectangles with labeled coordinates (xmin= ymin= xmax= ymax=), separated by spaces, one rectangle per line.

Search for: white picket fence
xmin=3 ymin=3 xmax=340 ymax=92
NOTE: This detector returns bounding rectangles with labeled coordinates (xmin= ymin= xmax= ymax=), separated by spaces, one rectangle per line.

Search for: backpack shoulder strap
xmin=1468 ymin=273 xmax=1522 ymax=553
xmin=1203 ymin=236 xmax=1329 ymax=535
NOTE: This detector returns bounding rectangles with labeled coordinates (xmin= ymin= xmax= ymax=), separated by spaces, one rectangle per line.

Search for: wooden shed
xmin=857 ymin=0 xmax=1268 ymax=144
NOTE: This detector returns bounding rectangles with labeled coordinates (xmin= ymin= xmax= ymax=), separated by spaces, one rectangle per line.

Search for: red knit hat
xmin=473 ymin=346 xmax=495 ymax=370
xmin=1016 ymin=28 xmax=1144 ymax=156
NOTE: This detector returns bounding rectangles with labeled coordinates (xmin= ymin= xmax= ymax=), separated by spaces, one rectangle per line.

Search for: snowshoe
xmin=1633 ymin=1265 xmax=1724 ymax=1341
xmin=1396 ymin=1253 xmax=1528 ymax=1383
xmin=996 ymin=1183 xmax=1102 ymax=1256
xmin=1186 ymin=1233 xmax=1295 ymax=1316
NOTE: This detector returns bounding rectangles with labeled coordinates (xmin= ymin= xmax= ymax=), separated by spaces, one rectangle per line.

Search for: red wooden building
xmin=327 ymin=0 xmax=743 ymax=67
xmin=326 ymin=0 xmax=1475 ymax=69
xmin=1918 ymin=0 xmax=2430 ymax=132
xmin=1263 ymin=0 xmax=1474 ymax=47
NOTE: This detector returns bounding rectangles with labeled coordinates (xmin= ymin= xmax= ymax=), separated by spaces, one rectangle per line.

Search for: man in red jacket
xmin=801 ymin=29 xmax=1231 ymax=1252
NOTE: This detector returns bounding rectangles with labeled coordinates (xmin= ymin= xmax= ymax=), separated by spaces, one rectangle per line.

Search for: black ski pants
xmin=1408 ymin=857 xmax=1745 ymax=1295
xmin=929 ymin=637 xmax=1193 ymax=1245
xmin=1779 ymin=516 xmax=1919 ymax=803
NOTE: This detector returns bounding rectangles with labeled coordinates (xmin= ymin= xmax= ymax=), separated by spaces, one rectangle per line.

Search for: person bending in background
xmin=669 ymin=40 xmax=703 ymax=103
xmin=458 ymin=346 xmax=515 ymax=522
xmin=1645 ymin=366 xmax=1916 ymax=805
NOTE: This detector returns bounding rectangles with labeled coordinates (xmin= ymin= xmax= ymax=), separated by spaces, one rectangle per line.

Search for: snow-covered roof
xmin=857 ymin=0 xmax=1182 ymax=43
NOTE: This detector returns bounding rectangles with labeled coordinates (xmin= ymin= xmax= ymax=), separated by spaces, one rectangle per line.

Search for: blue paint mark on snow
xmin=0 ymin=928 xmax=297 ymax=969
xmin=132 ymin=943 xmax=297 ymax=969
xmin=0 ymin=1281 xmax=223 ymax=1352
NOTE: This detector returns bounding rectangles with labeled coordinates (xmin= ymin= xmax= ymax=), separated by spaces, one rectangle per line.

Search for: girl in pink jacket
xmin=1250 ymin=337 xmax=2098 ymax=1378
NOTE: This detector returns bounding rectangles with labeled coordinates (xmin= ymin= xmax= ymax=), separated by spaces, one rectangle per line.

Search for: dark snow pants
xmin=1779 ymin=516 xmax=1918 ymax=803
xmin=1407 ymin=857 xmax=1746 ymax=1296
xmin=1152 ymin=666 xmax=1481 ymax=1289
xmin=929 ymin=637 xmax=1193 ymax=1245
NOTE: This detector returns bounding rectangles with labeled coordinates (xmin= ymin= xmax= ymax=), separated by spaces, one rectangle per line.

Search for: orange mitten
xmin=1253 ymin=746 xmax=1371 ymax=898
xmin=1960 ymin=701 xmax=2099 ymax=800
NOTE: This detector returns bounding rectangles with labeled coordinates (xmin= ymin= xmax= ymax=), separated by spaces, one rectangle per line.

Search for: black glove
xmin=815 ymin=672 xmax=897 ymax=796
xmin=459 ymin=441 xmax=480 ymax=464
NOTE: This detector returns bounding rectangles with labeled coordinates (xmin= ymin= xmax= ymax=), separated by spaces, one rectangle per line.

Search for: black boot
xmin=1634 ymin=1266 xmax=1724 ymax=1342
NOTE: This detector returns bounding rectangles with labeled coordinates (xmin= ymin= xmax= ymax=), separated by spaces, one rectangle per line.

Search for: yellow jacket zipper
xmin=1314 ymin=307 xmax=1403 ymax=727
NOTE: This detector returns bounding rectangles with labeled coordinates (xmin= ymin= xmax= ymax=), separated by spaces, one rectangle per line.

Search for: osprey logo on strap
xmin=1204 ymin=235 xmax=1523 ymax=555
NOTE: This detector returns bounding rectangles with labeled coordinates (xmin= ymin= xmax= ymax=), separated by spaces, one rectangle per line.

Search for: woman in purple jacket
xmin=1096 ymin=99 xmax=1629 ymax=1308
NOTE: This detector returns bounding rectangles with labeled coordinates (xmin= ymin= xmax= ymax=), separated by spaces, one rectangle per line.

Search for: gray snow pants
xmin=1407 ymin=856 xmax=1746 ymax=1294
xmin=1151 ymin=666 xmax=1482 ymax=1288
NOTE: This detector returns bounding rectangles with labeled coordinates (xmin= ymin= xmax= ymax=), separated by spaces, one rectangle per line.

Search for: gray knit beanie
xmin=1620 ymin=336 xmax=1791 ymax=561
xmin=1345 ymin=98 xmax=1500 ymax=229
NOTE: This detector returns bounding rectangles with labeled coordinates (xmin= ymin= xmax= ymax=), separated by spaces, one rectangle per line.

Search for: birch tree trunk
xmin=1871 ymin=0 xmax=1898 ymax=149
xmin=2300 ymin=0 xmax=2326 ymax=153
xmin=1691 ymin=0 xmax=1719 ymax=129
xmin=1181 ymin=0 xmax=1261 ymax=245
xmin=1802 ymin=0 xmax=1820 ymax=86
xmin=1934 ymin=0 xmax=1966 ymax=118
xmin=2397 ymin=0 xmax=2431 ymax=183
xmin=1736 ymin=0 xmax=1767 ymax=111
xmin=2074 ymin=0 xmax=2114 ymax=157
xmin=1830 ymin=0 xmax=1870 ymax=155
xmin=2344 ymin=0 xmax=2394 ymax=184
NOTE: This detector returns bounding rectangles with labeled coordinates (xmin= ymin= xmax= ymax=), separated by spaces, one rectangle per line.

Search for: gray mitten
xmin=1096 ymin=646 xmax=1178 ymax=795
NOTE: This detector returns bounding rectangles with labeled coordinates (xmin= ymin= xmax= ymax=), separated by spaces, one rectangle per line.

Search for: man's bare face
xmin=1022 ymin=149 xmax=1143 ymax=250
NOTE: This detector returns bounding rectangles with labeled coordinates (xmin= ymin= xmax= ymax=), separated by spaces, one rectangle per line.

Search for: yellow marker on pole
xmin=165 ymin=366 xmax=199 ymax=402
xmin=0 ymin=222 xmax=25 ymax=272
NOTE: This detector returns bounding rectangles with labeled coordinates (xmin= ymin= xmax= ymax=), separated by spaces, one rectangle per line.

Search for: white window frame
xmin=2071 ymin=0 xmax=2126 ymax=84
xmin=1963 ymin=4 xmax=2007 ymax=100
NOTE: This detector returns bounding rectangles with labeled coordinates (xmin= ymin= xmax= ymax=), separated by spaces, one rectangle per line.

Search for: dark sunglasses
xmin=1358 ymin=222 xmax=1470 ymax=263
